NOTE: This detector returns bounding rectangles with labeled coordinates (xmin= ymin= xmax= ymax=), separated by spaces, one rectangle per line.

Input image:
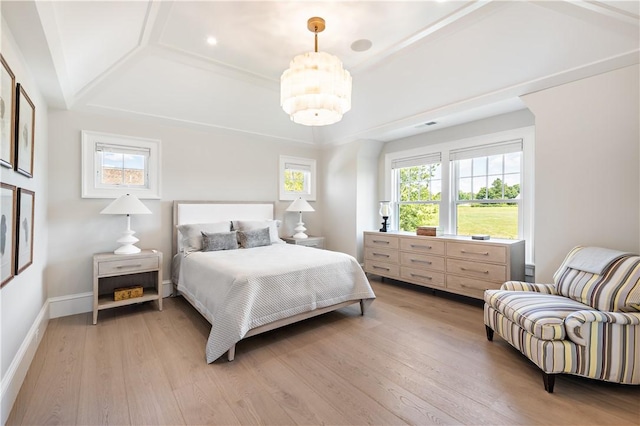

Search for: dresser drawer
xmin=400 ymin=267 xmax=445 ymax=288
xmin=364 ymin=260 xmax=400 ymax=278
xmin=98 ymin=256 xmax=159 ymax=276
xmin=446 ymin=275 xmax=502 ymax=299
xmin=400 ymin=238 xmax=445 ymax=255
xmin=365 ymin=247 xmax=399 ymax=264
xmin=446 ymin=242 xmax=507 ymax=263
xmin=446 ymin=258 xmax=506 ymax=282
xmin=400 ymin=252 xmax=445 ymax=272
xmin=364 ymin=233 xmax=399 ymax=249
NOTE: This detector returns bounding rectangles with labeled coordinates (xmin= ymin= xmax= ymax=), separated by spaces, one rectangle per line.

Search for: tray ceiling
xmin=2 ymin=0 xmax=638 ymax=145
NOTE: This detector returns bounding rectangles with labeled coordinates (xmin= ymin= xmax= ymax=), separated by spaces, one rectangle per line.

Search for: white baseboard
xmin=1 ymin=300 xmax=49 ymax=425
xmin=48 ymin=280 xmax=173 ymax=319
xmin=49 ymin=292 xmax=93 ymax=319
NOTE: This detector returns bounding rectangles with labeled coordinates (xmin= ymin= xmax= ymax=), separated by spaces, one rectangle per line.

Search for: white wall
xmin=522 ymin=64 xmax=640 ymax=281
xmin=0 ymin=23 xmax=49 ymax=423
xmin=46 ymin=109 xmax=322 ymax=301
xmin=321 ymin=139 xmax=383 ymax=261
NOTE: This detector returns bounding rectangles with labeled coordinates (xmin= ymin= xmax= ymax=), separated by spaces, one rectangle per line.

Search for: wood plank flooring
xmin=7 ymin=277 xmax=640 ymax=425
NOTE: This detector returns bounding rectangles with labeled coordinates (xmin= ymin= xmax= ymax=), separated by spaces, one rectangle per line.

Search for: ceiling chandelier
xmin=281 ymin=17 xmax=352 ymax=126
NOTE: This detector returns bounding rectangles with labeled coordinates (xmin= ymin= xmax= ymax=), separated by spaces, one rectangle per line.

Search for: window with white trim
xmin=392 ymin=153 xmax=442 ymax=231
xmin=279 ymin=156 xmax=316 ymax=201
xmin=451 ymin=140 xmax=523 ymax=239
xmin=82 ymin=131 xmax=161 ymax=199
xmin=385 ymin=127 xmax=534 ymax=262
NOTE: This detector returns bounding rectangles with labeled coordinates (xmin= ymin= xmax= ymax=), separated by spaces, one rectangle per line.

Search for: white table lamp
xmin=100 ymin=193 xmax=151 ymax=254
xmin=286 ymin=197 xmax=315 ymax=239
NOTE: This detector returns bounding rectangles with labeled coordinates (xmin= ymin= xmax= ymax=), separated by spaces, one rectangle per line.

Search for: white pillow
xmin=235 ymin=220 xmax=284 ymax=244
xmin=177 ymin=221 xmax=231 ymax=252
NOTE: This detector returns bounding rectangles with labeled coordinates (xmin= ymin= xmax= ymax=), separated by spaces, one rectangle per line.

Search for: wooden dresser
xmin=363 ymin=231 xmax=525 ymax=299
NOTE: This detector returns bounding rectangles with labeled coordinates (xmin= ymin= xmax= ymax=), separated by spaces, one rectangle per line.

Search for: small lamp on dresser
xmin=100 ymin=193 xmax=151 ymax=254
xmin=379 ymin=201 xmax=391 ymax=232
xmin=286 ymin=197 xmax=315 ymax=239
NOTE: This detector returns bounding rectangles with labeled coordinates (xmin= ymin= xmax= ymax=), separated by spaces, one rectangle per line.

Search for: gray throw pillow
xmin=237 ymin=227 xmax=271 ymax=249
xmin=201 ymin=231 xmax=238 ymax=251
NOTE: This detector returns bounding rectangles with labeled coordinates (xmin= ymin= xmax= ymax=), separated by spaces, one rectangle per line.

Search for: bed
xmin=171 ymin=200 xmax=376 ymax=363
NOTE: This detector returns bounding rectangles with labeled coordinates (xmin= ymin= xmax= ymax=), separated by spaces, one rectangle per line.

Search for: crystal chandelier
xmin=281 ymin=17 xmax=352 ymax=126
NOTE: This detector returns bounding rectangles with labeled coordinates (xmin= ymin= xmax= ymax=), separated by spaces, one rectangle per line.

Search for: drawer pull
xmin=373 ymin=265 xmax=390 ymax=271
xmin=373 ymin=240 xmax=390 ymax=244
xmin=373 ymin=253 xmax=390 ymax=258
xmin=460 ymin=267 xmax=489 ymax=274
xmin=410 ymin=244 xmax=432 ymax=249
xmin=116 ymin=264 xmax=143 ymax=269
xmin=410 ymin=259 xmax=432 ymax=264
xmin=460 ymin=250 xmax=489 ymax=256
xmin=410 ymin=273 xmax=432 ymax=280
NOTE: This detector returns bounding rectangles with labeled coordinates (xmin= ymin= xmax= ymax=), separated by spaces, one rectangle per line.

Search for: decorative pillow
xmin=235 ymin=220 xmax=284 ymax=244
xmin=177 ymin=221 xmax=231 ymax=252
xmin=237 ymin=227 xmax=272 ymax=249
xmin=201 ymin=231 xmax=238 ymax=252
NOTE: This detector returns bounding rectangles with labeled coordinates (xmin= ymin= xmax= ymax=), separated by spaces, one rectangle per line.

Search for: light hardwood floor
xmin=8 ymin=276 xmax=640 ymax=425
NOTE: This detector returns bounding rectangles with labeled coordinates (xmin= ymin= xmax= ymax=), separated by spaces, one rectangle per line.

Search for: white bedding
xmin=176 ymin=244 xmax=376 ymax=362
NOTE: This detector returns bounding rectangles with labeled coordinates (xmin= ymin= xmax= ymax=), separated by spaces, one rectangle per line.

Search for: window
xmin=279 ymin=156 xmax=316 ymax=201
xmin=384 ymin=127 xmax=534 ymax=262
xmin=451 ymin=140 xmax=523 ymax=239
xmin=82 ymin=131 xmax=161 ymax=199
xmin=392 ymin=153 xmax=442 ymax=232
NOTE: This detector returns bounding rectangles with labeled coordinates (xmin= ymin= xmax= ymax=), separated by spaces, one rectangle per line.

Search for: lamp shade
xmin=286 ymin=197 xmax=315 ymax=213
xmin=101 ymin=193 xmax=152 ymax=215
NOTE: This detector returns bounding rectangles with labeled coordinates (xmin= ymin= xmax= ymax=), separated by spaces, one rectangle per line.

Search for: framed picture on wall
xmin=1 ymin=183 xmax=17 ymax=287
xmin=16 ymin=188 xmax=34 ymax=274
xmin=0 ymin=54 xmax=16 ymax=169
xmin=15 ymin=83 xmax=35 ymax=178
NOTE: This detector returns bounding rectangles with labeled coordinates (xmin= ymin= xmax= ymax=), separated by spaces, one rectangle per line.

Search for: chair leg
xmin=542 ymin=372 xmax=555 ymax=393
xmin=485 ymin=325 xmax=494 ymax=341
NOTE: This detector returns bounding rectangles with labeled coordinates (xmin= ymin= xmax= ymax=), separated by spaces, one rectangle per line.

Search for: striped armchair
xmin=484 ymin=246 xmax=640 ymax=392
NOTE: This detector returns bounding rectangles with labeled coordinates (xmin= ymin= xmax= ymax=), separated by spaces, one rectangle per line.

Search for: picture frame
xmin=16 ymin=188 xmax=34 ymax=274
xmin=0 ymin=54 xmax=16 ymax=169
xmin=15 ymin=83 xmax=35 ymax=178
xmin=1 ymin=183 xmax=17 ymax=287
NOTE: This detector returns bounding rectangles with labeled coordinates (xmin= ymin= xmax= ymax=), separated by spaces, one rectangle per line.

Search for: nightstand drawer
xmin=98 ymin=256 xmax=159 ymax=276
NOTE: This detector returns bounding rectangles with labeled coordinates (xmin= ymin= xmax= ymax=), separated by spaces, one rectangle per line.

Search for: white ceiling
xmin=2 ymin=1 xmax=639 ymax=145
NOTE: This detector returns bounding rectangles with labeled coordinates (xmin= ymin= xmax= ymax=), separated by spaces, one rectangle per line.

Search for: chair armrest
xmin=565 ymin=310 xmax=640 ymax=346
xmin=500 ymin=281 xmax=558 ymax=294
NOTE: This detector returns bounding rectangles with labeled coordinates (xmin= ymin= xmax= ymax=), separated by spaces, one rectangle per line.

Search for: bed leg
xmin=227 ymin=345 xmax=236 ymax=362
xmin=360 ymin=299 xmax=373 ymax=315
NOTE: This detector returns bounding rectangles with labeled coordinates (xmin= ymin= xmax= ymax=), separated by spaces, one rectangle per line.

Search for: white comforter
xmin=176 ymin=244 xmax=375 ymax=362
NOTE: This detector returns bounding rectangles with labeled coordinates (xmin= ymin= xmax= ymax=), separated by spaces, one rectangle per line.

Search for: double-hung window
xmin=392 ymin=153 xmax=442 ymax=232
xmin=451 ymin=140 xmax=523 ymax=239
xmin=386 ymin=127 xmax=533 ymax=253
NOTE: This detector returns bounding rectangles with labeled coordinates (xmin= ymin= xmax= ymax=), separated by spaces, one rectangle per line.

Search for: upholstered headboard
xmin=172 ymin=201 xmax=275 ymax=256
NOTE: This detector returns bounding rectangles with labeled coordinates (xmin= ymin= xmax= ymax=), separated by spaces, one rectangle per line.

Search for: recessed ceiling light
xmin=206 ymin=36 xmax=218 ymax=46
xmin=351 ymin=39 xmax=372 ymax=52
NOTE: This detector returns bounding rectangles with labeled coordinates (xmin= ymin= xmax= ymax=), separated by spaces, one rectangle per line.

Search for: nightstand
xmin=92 ymin=249 xmax=163 ymax=324
xmin=282 ymin=236 xmax=325 ymax=249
